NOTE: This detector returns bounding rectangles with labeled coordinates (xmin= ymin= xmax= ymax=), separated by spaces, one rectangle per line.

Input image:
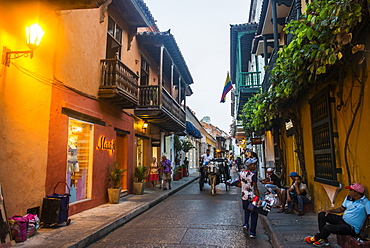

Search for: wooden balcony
xmin=98 ymin=58 xmax=139 ymax=109
xmin=135 ymin=85 xmax=186 ymax=133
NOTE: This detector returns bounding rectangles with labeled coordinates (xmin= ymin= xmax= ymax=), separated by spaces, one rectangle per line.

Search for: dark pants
xmin=314 ymin=212 xmax=356 ymax=240
xmin=242 ymin=200 xmax=258 ymax=234
xmin=287 ymin=192 xmax=310 ymax=211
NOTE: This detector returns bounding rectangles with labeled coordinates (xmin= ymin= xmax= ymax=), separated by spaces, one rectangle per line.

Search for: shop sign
xmin=97 ymin=136 xmax=116 ymax=153
xmin=251 ymin=137 xmax=263 ymax=145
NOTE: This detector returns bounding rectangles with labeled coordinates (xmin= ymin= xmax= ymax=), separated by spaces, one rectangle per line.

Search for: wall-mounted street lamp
xmin=2 ymin=23 xmax=45 ymax=67
xmin=142 ymin=121 xmax=148 ymax=132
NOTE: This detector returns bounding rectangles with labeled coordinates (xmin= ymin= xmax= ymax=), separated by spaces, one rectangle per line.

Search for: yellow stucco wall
xmin=0 ymin=2 xmax=56 ymax=216
xmin=281 ymin=45 xmax=370 ymax=211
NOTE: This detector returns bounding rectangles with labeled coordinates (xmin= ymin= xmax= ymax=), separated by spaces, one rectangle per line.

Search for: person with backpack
xmin=160 ymin=155 xmax=172 ymax=190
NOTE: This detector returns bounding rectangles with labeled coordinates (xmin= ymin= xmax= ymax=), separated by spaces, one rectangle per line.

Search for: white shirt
xmin=201 ymin=153 xmax=213 ymax=163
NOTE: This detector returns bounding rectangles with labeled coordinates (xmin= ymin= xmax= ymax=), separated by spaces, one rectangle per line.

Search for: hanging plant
xmin=181 ymin=139 xmax=195 ymax=153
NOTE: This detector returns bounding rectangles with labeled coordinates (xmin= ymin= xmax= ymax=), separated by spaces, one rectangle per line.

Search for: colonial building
xmin=233 ymin=0 xmax=370 ymax=214
xmin=0 ymin=0 xmax=193 ymax=217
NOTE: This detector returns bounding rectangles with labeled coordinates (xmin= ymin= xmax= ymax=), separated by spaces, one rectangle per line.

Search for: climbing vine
xmin=241 ymin=0 xmax=367 ymax=135
xmin=241 ymin=0 xmax=369 ymax=183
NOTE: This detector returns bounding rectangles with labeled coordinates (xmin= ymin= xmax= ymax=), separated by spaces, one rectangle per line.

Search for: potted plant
xmin=133 ymin=165 xmax=147 ymax=195
xmin=177 ymin=165 xmax=183 ymax=179
xmin=108 ymin=162 xmax=126 ymax=204
xmin=173 ymin=167 xmax=180 ymax=181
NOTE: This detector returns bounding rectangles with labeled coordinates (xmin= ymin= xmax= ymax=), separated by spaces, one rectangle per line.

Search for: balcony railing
xmin=240 ymin=72 xmax=261 ymax=87
xmin=99 ymin=58 xmax=139 ymax=108
xmin=136 ymin=85 xmax=186 ymax=132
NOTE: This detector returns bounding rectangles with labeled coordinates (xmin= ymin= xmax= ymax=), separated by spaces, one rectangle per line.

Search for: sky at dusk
xmin=144 ymin=0 xmax=249 ymax=133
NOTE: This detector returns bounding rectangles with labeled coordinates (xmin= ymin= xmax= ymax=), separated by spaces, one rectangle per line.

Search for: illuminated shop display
xmin=67 ymin=118 xmax=93 ymax=203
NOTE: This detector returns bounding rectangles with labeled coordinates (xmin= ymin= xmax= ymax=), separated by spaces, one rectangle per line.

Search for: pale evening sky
xmin=144 ymin=0 xmax=249 ymax=133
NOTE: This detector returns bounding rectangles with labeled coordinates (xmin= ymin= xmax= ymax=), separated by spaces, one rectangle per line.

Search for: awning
xmin=186 ymin=121 xmax=202 ymax=139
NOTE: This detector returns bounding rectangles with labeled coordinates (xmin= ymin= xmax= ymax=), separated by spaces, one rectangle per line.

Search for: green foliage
xmin=241 ymin=0 xmax=365 ymax=134
xmin=174 ymin=135 xmax=182 ymax=152
xmin=134 ymin=165 xmax=147 ymax=182
xmin=108 ymin=162 xmax=127 ymax=188
xmin=181 ymin=139 xmax=195 ymax=152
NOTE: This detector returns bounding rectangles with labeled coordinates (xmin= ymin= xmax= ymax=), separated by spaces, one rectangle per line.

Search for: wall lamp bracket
xmin=2 ymin=23 xmax=44 ymax=67
xmin=2 ymin=47 xmax=34 ymax=67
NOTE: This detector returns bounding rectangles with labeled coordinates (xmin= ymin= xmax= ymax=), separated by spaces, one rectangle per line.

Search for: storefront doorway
xmin=115 ymin=133 xmax=128 ymax=192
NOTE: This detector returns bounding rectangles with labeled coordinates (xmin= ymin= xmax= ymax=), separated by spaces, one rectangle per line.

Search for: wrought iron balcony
xmin=99 ymin=58 xmax=139 ymax=109
xmin=135 ymin=85 xmax=186 ymax=133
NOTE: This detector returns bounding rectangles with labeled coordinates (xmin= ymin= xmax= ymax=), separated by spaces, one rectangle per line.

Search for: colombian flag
xmin=220 ymin=72 xmax=233 ymax=103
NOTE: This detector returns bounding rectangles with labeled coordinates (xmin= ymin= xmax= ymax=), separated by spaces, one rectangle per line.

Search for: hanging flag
xmin=220 ymin=72 xmax=233 ymax=103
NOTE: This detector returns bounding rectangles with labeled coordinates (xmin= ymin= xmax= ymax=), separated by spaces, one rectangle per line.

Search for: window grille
xmin=309 ymin=86 xmax=340 ymax=186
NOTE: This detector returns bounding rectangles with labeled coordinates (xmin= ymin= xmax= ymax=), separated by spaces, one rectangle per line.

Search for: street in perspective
xmin=88 ymin=167 xmax=272 ymax=248
xmin=2 ymin=0 xmax=370 ymax=247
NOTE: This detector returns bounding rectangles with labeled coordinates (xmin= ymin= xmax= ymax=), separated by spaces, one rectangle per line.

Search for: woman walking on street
xmin=147 ymin=157 xmax=159 ymax=190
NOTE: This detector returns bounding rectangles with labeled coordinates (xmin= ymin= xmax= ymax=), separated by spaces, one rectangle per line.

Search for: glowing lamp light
xmin=2 ymin=23 xmax=45 ymax=66
xmin=26 ymin=23 xmax=45 ymax=51
xmin=142 ymin=122 xmax=149 ymax=130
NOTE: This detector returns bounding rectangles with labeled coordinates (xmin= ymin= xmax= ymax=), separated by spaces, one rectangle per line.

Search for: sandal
xmin=277 ymin=208 xmax=285 ymax=213
xmin=284 ymin=209 xmax=293 ymax=214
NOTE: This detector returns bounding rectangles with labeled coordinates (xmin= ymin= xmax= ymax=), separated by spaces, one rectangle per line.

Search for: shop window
xmin=309 ymin=86 xmax=339 ymax=187
xmin=106 ymin=16 xmax=123 ymax=59
xmin=67 ymin=118 xmax=93 ymax=203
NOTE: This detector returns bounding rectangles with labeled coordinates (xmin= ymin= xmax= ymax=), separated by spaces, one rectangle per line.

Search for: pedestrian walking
xmin=160 ymin=155 xmax=172 ymax=190
xmin=147 ymin=157 xmax=159 ymax=190
xmin=240 ymin=157 xmax=260 ymax=239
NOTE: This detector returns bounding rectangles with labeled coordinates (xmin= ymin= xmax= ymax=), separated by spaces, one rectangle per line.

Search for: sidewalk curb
xmin=68 ymin=176 xmax=199 ymax=248
xmin=260 ymin=214 xmax=287 ymax=248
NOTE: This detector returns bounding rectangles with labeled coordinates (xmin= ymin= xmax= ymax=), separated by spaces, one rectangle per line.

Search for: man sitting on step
xmin=305 ymin=183 xmax=370 ymax=247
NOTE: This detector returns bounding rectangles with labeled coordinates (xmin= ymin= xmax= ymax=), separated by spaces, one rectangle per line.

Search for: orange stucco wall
xmin=0 ymin=2 xmax=58 ymax=217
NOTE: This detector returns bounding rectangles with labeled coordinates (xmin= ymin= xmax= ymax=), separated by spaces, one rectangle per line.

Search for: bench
xmin=337 ymin=235 xmax=370 ymax=247
xmin=292 ymin=201 xmax=315 ymax=213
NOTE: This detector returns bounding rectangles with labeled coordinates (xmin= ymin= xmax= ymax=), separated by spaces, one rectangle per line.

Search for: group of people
xmin=260 ymin=170 xmax=311 ymax=216
xmin=239 ymin=158 xmax=370 ymax=246
xmin=147 ymin=155 xmax=173 ymax=190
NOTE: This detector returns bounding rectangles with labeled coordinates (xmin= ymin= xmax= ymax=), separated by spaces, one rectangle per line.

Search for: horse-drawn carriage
xmin=199 ymin=158 xmax=231 ymax=195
